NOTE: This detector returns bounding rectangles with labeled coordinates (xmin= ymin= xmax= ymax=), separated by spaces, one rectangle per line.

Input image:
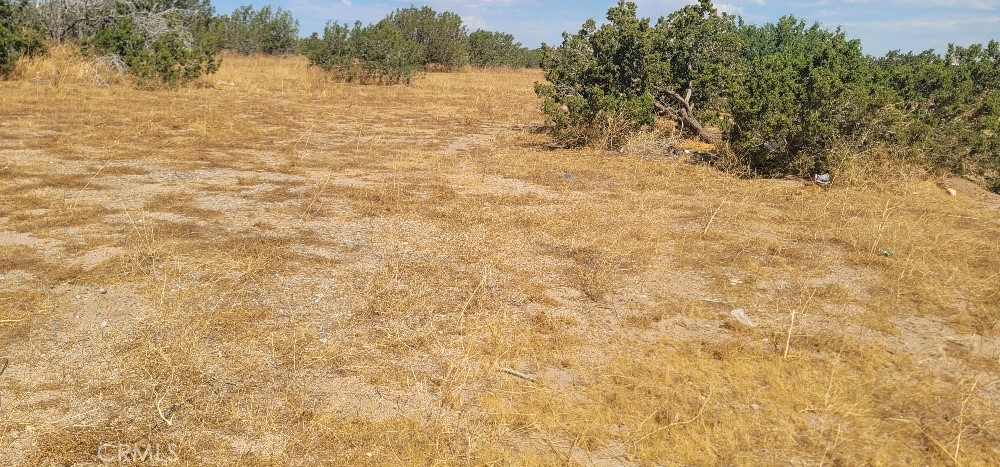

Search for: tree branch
xmin=653 ymin=88 xmax=716 ymax=143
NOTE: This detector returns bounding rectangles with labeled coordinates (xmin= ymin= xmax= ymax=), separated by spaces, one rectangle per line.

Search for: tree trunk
xmin=653 ymin=88 xmax=717 ymax=144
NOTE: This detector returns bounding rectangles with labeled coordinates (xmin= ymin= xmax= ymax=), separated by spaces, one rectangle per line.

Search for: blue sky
xmin=212 ymin=0 xmax=1000 ymax=55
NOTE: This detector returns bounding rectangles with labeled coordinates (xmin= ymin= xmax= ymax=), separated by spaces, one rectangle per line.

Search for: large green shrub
xmin=726 ymin=17 xmax=881 ymax=176
xmin=86 ymin=10 xmax=219 ymax=88
xmin=468 ymin=30 xmax=524 ymax=68
xmin=535 ymin=1 xmax=655 ymax=147
xmin=305 ymin=20 xmax=420 ymax=85
xmin=876 ymin=42 xmax=1000 ymax=190
xmin=216 ymin=4 xmax=299 ymax=55
xmin=386 ymin=6 xmax=467 ymax=70
xmin=539 ymin=0 xmax=998 ymax=190
xmin=536 ymin=0 xmax=737 ymax=147
xmin=354 ymin=20 xmax=420 ymax=84
xmin=302 ymin=22 xmax=351 ymax=72
xmin=0 ymin=0 xmax=46 ymax=78
xmin=648 ymin=0 xmax=739 ymax=142
xmin=78 ymin=0 xmax=220 ymax=88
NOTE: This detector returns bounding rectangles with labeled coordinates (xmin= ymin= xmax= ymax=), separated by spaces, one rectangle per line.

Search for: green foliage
xmin=536 ymin=0 xmax=738 ymax=147
xmin=352 ymin=20 xmax=421 ymax=84
xmin=535 ymin=1 xmax=655 ymax=147
xmin=386 ymin=6 xmax=468 ymax=70
xmin=726 ymin=16 xmax=880 ymax=175
xmin=85 ymin=2 xmax=220 ymax=88
xmin=216 ymin=4 xmax=299 ymax=55
xmin=648 ymin=0 xmax=739 ymax=141
xmin=0 ymin=0 xmax=46 ymax=78
xmin=876 ymin=42 xmax=1000 ymax=190
xmin=520 ymin=47 xmax=543 ymax=68
xmin=303 ymin=23 xmax=349 ymax=71
xmin=468 ymin=29 xmax=527 ymax=68
xmin=305 ymin=20 xmax=420 ymax=85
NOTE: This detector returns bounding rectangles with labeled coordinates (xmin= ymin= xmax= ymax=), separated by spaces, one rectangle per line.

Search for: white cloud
xmin=717 ymin=3 xmax=745 ymax=14
xmin=462 ymin=14 xmax=489 ymax=31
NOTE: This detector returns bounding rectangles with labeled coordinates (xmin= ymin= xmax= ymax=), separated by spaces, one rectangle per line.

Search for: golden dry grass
xmin=1 ymin=51 xmax=999 ymax=465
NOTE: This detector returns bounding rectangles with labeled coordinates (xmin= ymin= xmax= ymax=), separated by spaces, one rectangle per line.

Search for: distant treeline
xmin=299 ymin=6 xmax=541 ymax=84
xmin=1 ymin=0 xmax=541 ymax=86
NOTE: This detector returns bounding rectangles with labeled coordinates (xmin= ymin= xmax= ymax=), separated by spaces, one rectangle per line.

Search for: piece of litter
xmin=763 ymin=140 xmax=786 ymax=152
xmin=814 ymin=173 xmax=832 ymax=187
xmin=730 ymin=308 xmax=756 ymax=328
xmin=563 ymin=172 xmax=574 ymax=181
xmin=879 ymin=249 xmax=895 ymax=257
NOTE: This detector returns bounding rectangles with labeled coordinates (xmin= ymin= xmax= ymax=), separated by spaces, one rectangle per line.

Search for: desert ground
xmin=1 ymin=52 xmax=999 ymax=465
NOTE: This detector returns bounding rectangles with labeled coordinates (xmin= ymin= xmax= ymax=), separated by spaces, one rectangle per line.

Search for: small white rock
xmin=99 ymin=320 xmax=108 ymax=328
xmin=730 ymin=308 xmax=757 ymax=328
xmin=946 ymin=187 xmax=957 ymax=196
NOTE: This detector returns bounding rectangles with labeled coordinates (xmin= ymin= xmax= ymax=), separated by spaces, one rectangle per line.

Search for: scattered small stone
xmin=879 ymin=249 xmax=895 ymax=257
xmin=563 ymin=172 xmax=574 ymax=181
xmin=99 ymin=288 xmax=107 ymax=294
xmin=50 ymin=321 xmax=61 ymax=330
xmin=945 ymin=187 xmax=957 ymax=196
xmin=730 ymin=308 xmax=757 ymax=328
xmin=99 ymin=320 xmax=108 ymax=328
xmin=0 ymin=274 xmax=5 ymax=281
xmin=751 ymin=404 xmax=761 ymax=411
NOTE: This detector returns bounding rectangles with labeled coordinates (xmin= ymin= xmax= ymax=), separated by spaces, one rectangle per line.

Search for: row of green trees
xmin=214 ymin=4 xmax=298 ymax=55
xmin=0 ymin=2 xmax=539 ymax=86
xmin=300 ymin=6 xmax=541 ymax=84
xmin=537 ymin=0 xmax=999 ymax=190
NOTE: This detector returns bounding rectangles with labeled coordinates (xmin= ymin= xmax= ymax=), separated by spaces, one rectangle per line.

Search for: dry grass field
xmin=2 ymin=49 xmax=999 ymax=465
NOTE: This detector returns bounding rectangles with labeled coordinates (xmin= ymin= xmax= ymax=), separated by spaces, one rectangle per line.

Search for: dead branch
xmin=500 ymin=367 xmax=536 ymax=383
